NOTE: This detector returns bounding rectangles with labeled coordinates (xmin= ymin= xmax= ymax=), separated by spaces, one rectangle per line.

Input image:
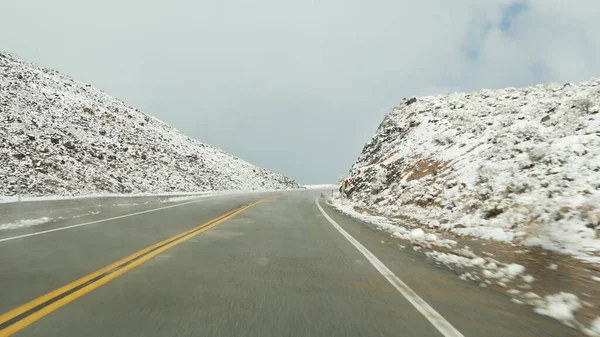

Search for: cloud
xmin=0 ymin=0 xmax=599 ymax=183
xmin=457 ymin=0 xmax=600 ymax=88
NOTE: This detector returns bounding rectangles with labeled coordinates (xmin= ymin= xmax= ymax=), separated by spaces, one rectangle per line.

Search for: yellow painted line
xmin=0 ymin=196 xmax=278 ymax=336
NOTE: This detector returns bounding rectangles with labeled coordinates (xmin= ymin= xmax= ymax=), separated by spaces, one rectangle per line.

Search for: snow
xmin=589 ymin=317 xmax=600 ymax=335
xmin=303 ymin=184 xmax=337 ymax=189
xmin=533 ymin=293 xmax=581 ymax=325
xmin=409 ymin=228 xmax=425 ymax=240
xmin=0 ymin=217 xmax=52 ymax=230
xmin=504 ymin=263 xmax=526 ymax=278
xmin=425 ymin=233 xmax=438 ymax=241
xmin=425 ymin=249 xmax=531 ymax=285
xmin=524 ymin=292 xmax=543 ymax=300
xmin=480 ymin=263 xmax=526 ymax=280
xmin=342 ymin=79 xmax=600 ymax=262
xmin=426 ymin=251 xmax=473 ymax=268
xmin=326 ymin=199 xmax=402 ymax=233
xmin=71 ymin=210 xmax=101 ymax=219
xmin=592 ymin=276 xmax=600 ymax=282
xmin=451 ymin=227 xmax=525 ymax=243
xmin=159 ymin=196 xmax=202 ymax=203
xmin=0 ymin=191 xmax=215 ymax=204
xmin=0 ymin=51 xmax=299 ymax=197
xmin=425 ymin=251 xmax=491 ymax=270
xmin=0 ymin=188 xmax=299 ymax=205
xmin=548 ymin=264 xmax=558 ymax=270
xmin=328 ymin=197 xmax=459 ymax=248
xmin=522 ymin=275 xmax=536 ymax=283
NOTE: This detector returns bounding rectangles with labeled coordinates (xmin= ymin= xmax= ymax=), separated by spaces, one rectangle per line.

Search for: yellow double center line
xmin=0 ymin=196 xmax=277 ymax=336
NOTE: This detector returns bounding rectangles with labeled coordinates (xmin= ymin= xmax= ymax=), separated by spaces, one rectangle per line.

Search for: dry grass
xmin=369 ymin=150 xmax=398 ymax=165
xmin=398 ymin=159 xmax=448 ymax=182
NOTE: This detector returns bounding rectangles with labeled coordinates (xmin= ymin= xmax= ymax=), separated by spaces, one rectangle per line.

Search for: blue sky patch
xmin=500 ymin=1 xmax=529 ymax=32
xmin=462 ymin=21 xmax=493 ymax=62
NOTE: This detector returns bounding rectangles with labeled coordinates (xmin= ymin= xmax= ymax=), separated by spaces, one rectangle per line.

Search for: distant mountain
xmin=0 ymin=51 xmax=299 ymax=196
xmin=343 ymin=80 xmax=600 ymax=257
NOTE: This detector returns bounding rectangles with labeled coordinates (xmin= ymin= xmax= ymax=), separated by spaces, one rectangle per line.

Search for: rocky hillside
xmin=0 ymin=51 xmax=299 ymax=196
xmin=344 ymin=80 xmax=600 ymax=261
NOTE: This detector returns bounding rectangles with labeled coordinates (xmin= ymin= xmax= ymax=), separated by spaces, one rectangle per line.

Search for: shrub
xmin=573 ymin=98 xmax=592 ymax=114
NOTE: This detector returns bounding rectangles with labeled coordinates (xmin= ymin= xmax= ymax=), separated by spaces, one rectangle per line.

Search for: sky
xmin=1 ymin=0 xmax=599 ymax=183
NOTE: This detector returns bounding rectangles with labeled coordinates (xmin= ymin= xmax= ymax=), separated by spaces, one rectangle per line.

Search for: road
xmin=0 ymin=190 xmax=582 ymax=336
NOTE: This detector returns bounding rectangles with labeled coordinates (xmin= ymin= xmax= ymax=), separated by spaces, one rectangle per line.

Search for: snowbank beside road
xmin=0 ymin=191 xmax=215 ymax=204
xmin=0 ymin=187 xmax=298 ymax=205
xmin=0 ymin=217 xmax=52 ymax=230
xmin=302 ymin=184 xmax=338 ymax=189
xmin=328 ymin=195 xmax=600 ymax=336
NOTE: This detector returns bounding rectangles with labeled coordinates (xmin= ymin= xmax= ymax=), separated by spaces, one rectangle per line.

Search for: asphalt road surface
xmin=0 ymin=190 xmax=583 ymax=336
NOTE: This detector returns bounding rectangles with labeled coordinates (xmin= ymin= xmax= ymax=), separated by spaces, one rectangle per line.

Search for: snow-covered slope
xmin=344 ymin=80 xmax=600 ymax=260
xmin=0 ymin=51 xmax=299 ymax=196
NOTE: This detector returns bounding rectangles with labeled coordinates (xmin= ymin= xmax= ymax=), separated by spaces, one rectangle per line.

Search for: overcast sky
xmin=1 ymin=0 xmax=599 ymax=183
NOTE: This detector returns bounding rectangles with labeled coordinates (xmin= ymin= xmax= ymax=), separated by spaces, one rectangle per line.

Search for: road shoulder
xmin=318 ymin=196 xmax=583 ymax=337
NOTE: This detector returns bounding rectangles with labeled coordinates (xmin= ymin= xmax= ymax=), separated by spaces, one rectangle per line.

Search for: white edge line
xmin=315 ymin=197 xmax=465 ymax=337
xmin=0 ymin=199 xmax=206 ymax=243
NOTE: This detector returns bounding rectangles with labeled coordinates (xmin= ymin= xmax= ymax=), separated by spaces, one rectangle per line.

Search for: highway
xmin=0 ymin=190 xmax=581 ymax=336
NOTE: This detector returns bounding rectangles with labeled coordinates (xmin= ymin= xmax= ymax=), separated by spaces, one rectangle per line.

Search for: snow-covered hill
xmin=344 ymin=80 xmax=600 ymax=261
xmin=0 ymin=51 xmax=299 ymax=196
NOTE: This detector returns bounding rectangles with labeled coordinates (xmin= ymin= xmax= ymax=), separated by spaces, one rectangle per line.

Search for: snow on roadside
xmin=451 ymin=227 xmax=526 ymax=243
xmin=327 ymin=195 xmax=599 ymax=335
xmin=0 ymin=187 xmax=300 ymax=205
xmin=327 ymin=199 xmax=400 ymax=231
xmin=423 ymin=249 xmax=533 ymax=285
xmin=0 ymin=210 xmax=104 ymax=230
xmin=159 ymin=196 xmax=202 ymax=203
xmin=587 ymin=318 xmax=600 ymax=336
xmin=0 ymin=191 xmax=214 ymax=204
xmin=534 ymin=293 xmax=582 ymax=326
xmin=510 ymin=291 xmax=594 ymax=333
xmin=71 ymin=210 xmax=101 ymax=219
xmin=330 ymin=197 xmax=459 ymax=248
xmin=425 ymin=251 xmax=482 ymax=269
xmin=303 ymin=184 xmax=338 ymax=189
xmin=0 ymin=217 xmax=52 ymax=230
